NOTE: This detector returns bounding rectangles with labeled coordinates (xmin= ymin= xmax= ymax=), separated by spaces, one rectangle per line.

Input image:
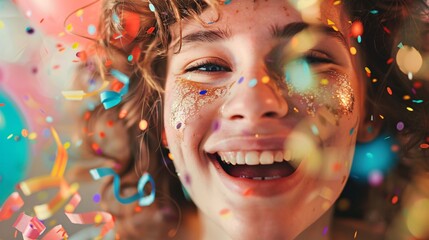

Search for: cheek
xmin=285 ymin=70 xmax=355 ymax=122
xmin=168 ymin=78 xmax=228 ymax=132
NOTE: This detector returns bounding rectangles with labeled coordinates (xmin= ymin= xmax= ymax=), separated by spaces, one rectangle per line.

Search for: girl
xmin=71 ymin=0 xmax=429 ymax=239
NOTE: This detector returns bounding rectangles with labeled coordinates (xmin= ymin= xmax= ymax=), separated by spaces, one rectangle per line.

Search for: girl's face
xmin=164 ymin=0 xmax=365 ymax=239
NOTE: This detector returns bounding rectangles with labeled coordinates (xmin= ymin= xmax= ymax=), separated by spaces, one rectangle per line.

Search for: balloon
xmin=0 ymin=90 xmax=30 ymax=204
xmin=13 ymin=0 xmax=101 ymax=47
xmin=0 ymin=0 xmax=43 ymax=63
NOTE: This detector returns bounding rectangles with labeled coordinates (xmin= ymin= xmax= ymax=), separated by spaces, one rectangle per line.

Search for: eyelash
xmin=184 ymin=51 xmax=333 ymax=74
xmin=185 ymin=60 xmax=232 ymax=73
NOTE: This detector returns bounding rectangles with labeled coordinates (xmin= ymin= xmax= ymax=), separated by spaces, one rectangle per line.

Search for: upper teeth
xmin=217 ymin=150 xmax=292 ymax=165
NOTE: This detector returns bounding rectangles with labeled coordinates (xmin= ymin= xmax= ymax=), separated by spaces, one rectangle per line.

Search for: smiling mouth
xmin=208 ymin=151 xmax=300 ymax=180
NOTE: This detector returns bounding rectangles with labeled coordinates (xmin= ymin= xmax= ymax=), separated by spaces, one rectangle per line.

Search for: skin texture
xmin=164 ymin=1 xmax=367 ymax=239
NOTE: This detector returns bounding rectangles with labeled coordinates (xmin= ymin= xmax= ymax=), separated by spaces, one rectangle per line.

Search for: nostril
xmin=263 ymin=111 xmax=279 ymax=118
xmin=230 ymin=115 xmax=245 ymax=120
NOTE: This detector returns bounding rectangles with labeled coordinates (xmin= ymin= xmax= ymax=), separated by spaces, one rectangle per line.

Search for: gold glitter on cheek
xmin=285 ymin=71 xmax=355 ymax=119
xmin=170 ymin=78 xmax=228 ymax=131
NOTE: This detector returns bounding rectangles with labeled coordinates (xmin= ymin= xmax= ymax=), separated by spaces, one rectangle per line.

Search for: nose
xmin=221 ymin=76 xmax=288 ymax=121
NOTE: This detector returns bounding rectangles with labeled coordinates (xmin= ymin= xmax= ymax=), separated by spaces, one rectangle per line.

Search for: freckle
xmin=236 ymin=10 xmax=239 ymax=13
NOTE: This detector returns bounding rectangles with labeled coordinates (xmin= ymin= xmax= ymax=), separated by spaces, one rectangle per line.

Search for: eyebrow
xmin=172 ymin=21 xmax=348 ymax=52
xmin=270 ymin=22 xmax=348 ymax=48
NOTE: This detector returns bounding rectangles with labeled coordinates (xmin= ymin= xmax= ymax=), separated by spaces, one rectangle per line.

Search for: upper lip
xmin=204 ymin=135 xmax=288 ymax=154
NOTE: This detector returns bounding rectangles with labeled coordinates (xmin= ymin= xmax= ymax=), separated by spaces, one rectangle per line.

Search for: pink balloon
xmin=13 ymin=0 xmax=101 ymax=47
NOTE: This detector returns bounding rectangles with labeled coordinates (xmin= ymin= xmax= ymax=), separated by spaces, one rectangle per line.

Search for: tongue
xmin=220 ymin=161 xmax=296 ymax=178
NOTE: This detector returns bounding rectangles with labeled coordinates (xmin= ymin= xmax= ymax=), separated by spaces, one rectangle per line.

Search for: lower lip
xmin=210 ymin=156 xmax=305 ymax=197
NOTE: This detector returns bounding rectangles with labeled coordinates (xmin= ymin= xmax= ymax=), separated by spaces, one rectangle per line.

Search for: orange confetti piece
xmin=386 ymin=87 xmax=392 ymax=95
xmin=147 ymin=26 xmax=155 ymax=34
xmin=219 ymin=208 xmax=230 ymax=216
xmin=420 ymin=143 xmax=429 ymax=149
xmin=391 ymin=195 xmax=399 ymax=204
xmin=0 ymin=103 xmax=5 ymax=107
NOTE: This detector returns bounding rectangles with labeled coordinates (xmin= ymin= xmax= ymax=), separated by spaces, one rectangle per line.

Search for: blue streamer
xmin=89 ymin=168 xmax=155 ymax=206
xmin=100 ymin=69 xmax=130 ymax=109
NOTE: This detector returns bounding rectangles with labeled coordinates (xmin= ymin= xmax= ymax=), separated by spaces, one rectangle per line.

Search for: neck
xmin=199 ymin=207 xmax=334 ymax=240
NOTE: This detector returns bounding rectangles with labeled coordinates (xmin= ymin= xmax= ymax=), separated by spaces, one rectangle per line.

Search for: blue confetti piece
xmin=349 ymin=127 xmax=355 ymax=135
xmin=397 ymin=42 xmax=404 ymax=48
xmin=112 ymin=13 xmax=120 ymax=24
xmin=238 ymin=76 xmax=244 ymax=84
xmin=199 ymin=90 xmax=208 ymax=95
xmin=90 ymin=168 xmax=156 ymax=206
xmin=370 ymin=9 xmax=379 ymax=14
xmin=127 ymin=55 xmax=133 ymax=62
xmin=224 ymin=0 xmax=232 ymax=4
xmin=149 ymin=3 xmax=156 ymax=12
xmin=87 ymin=24 xmax=96 ymax=35
xmin=311 ymin=124 xmax=319 ymax=136
xmin=357 ymin=35 xmax=362 ymax=43
xmin=412 ymin=99 xmax=423 ymax=103
xmin=248 ymin=78 xmax=257 ymax=88
xmin=100 ymin=69 xmax=130 ymax=109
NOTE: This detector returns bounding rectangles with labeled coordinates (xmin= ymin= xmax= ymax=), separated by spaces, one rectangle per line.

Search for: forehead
xmin=170 ymin=0 xmax=347 ymax=41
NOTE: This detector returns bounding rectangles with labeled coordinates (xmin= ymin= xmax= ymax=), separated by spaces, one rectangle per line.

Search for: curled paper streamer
xmin=17 ymin=127 xmax=74 ymax=220
xmin=64 ymin=192 xmax=114 ymax=238
xmin=100 ymin=69 xmax=130 ymax=109
xmin=0 ymin=192 xmax=24 ymax=221
xmin=49 ymin=127 xmax=68 ymax=178
xmin=19 ymin=177 xmax=79 ymax=220
xmin=62 ymin=80 xmax=109 ymax=101
xmin=13 ymin=212 xmax=46 ymax=239
xmin=14 ymin=213 xmax=69 ymax=240
xmin=90 ymin=167 xmax=156 ymax=206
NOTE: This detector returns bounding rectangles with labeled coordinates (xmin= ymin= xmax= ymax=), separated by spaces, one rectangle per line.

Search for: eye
xmin=185 ymin=60 xmax=232 ymax=73
xmin=304 ymin=51 xmax=333 ymax=64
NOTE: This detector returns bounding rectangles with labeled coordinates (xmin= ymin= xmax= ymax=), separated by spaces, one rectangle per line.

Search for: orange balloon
xmin=14 ymin=0 xmax=101 ymax=47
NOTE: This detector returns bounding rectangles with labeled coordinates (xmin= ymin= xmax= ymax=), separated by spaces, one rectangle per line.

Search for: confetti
xmin=90 ymin=168 xmax=156 ymax=206
xmin=88 ymin=24 xmax=96 ymax=35
xmin=370 ymin=9 xmax=379 ymax=14
xmin=199 ymin=90 xmax=208 ymax=95
xmin=0 ymin=192 xmax=24 ymax=221
xmin=238 ymin=76 xmax=244 ymax=84
xmin=100 ymin=69 xmax=130 ymax=109
xmin=25 ymin=26 xmax=34 ymax=34
xmin=139 ymin=119 xmax=148 ymax=130
xmin=396 ymin=122 xmax=404 ymax=131
xmin=149 ymin=3 xmax=156 ymax=12
xmin=364 ymin=67 xmax=371 ymax=77
xmin=261 ymin=76 xmax=270 ymax=84
xmin=350 ymin=47 xmax=357 ymax=55
xmin=311 ymin=124 xmax=319 ymax=135
xmin=62 ymin=80 xmax=109 ymax=101
xmin=391 ymin=195 xmax=399 ymax=204
xmin=386 ymin=87 xmax=392 ymax=95
xmin=420 ymin=143 xmax=429 ymax=149
xmin=248 ymin=78 xmax=257 ymax=88
xmin=406 ymin=107 xmax=414 ymax=112
xmin=350 ymin=21 xmax=363 ymax=38
xmin=65 ymin=192 xmax=114 ymax=238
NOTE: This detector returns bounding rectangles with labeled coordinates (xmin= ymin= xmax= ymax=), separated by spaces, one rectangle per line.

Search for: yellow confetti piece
xmin=320 ymin=79 xmax=329 ymax=85
xmin=168 ymin=152 xmax=174 ymax=160
xmin=62 ymin=81 xmax=109 ymax=101
xmin=350 ymin=47 xmax=357 ymax=55
xmin=293 ymin=107 xmax=299 ymax=113
xmin=372 ymin=78 xmax=378 ymax=83
xmin=365 ymin=67 xmax=371 ymax=74
xmin=379 ymin=115 xmax=384 ymax=119
xmin=403 ymin=95 xmax=411 ymax=100
xmin=76 ymin=9 xmax=84 ymax=17
xmin=333 ymin=0 xmax=341 ymax=5
xmin=72 ymin=43 xmax=79 ymax=49
xmin=139 ymin=120 xmax=148 ymax=131
xmin=261 ymin=76 xmax=270 ymax=84
xmin=28 ymin=132 xmax=37 ymax=140
xmin=354 ymin=230 xmax=358 ymax=238
xmin=332 ymin=26 xmax=339 ymax=31
xmin=94 ymin=214 xmax=103 ymax=224
xmin=66 ymin=24 xmax=73 ymax=32
xmin=0 ymin=20 xmax=4 ymax=29
xmin=406 ymin=107 xmax=414 ymax=112
xmin=64 ymin=141 xmax=71 ymax=150
xmin=327 ymin=19 xmax=335 ymax=25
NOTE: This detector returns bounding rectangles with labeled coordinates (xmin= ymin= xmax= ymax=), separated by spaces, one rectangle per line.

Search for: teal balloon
xmin=0 ymin=90 xmax=30 ymax=204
